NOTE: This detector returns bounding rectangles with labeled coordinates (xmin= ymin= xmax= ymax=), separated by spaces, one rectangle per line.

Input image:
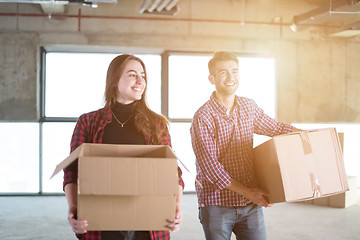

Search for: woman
xmin=63 ymin=54 xmax=184 ymax=240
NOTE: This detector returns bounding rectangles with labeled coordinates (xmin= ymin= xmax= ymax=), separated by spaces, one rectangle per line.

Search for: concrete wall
xmin=0 ymin=0 xmax=359 ymax=122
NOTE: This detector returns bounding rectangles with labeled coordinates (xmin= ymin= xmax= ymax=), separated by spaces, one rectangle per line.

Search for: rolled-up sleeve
xmin=191 ymin=116 xmax=232 ymax=191
xmin=253 ymin=101 xmax=294 ymax=137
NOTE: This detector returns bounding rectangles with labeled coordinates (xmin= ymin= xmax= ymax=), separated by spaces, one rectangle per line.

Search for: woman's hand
xmin=166 ymin=185 xmax=183 ymax=232
xmin=166 ymin=200 xmax=182 ymax=232
xmin=68 ymin=206 xmax=88 ymax=234
xmin=65 ymin=183 xmax=88 ymax=234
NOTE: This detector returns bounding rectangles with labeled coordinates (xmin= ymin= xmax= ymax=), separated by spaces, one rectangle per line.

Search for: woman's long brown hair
xmin=104 ymin=54 xmax=169 ymax=144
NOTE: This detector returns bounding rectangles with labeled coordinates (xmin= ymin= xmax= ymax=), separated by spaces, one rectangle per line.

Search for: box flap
xmin=51 ymin=143 xmax=178 ymax=179
xmin=274 ymin=128 xmax=348 ymax=201
xmin=273 ymin=134 xmax=317 ymax=201
xmin=50 ymin=144 xmax=84 ymax=179
xmin=308 ymin=129 xmax=347 ymax=194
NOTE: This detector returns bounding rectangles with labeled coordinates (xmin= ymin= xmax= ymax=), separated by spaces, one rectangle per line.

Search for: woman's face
xmin=116 ymin=59 xmax=146 ymax=104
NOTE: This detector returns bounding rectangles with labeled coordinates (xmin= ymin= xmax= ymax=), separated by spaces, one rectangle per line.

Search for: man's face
xmin=209 ymin=60 xmax=239 ymax=97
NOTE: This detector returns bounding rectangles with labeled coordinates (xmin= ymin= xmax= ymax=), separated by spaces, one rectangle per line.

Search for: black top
xmin=102 ymin=101 xmax=145 ymax=145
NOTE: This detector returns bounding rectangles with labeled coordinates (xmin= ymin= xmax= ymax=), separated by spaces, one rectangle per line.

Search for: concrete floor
xmin=0 ymin=193 xmax=359 ymax=240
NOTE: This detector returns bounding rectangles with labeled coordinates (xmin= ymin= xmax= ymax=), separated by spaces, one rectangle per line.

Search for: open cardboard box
xmin=253 ymin=128 xmax=349 ymax=204
xmin=51 ymin=143 xmax=179 ymax=231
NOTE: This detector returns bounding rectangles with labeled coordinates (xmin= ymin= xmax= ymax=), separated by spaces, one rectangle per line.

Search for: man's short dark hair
xmin=208 ymin=51 xmax=239 ymax=75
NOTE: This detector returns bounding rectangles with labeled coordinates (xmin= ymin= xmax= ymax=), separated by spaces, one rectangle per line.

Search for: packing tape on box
xmin=310 ymin=172 xmax=322 ymax=198
xmin=299 ymin=131 xmax=312 ymax=155
xmin=300 ymin=131 xmax=322 ymax=198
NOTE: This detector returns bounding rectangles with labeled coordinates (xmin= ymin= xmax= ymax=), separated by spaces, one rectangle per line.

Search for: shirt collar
xmin=210 ymin=92 xmax=239 ymax=115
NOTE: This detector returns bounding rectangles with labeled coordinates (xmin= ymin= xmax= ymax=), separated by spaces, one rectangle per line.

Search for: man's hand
xmin=242 ymin=187 xmax=273 ymax=208
xmin=226 ymin=179 xmax=273 ymax=208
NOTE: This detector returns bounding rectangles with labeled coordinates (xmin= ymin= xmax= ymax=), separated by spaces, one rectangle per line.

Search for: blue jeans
xmin=199 ymin=204 xmax=267 ymax=240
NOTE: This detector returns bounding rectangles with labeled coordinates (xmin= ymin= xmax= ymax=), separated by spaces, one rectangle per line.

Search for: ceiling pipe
xmin=165 ymin=0 xmax=178 ymax=11
xmin=0 ymin=11 xmax=341 ymax=30
xmin=148 ymin=0 xmax=162 ymax=12
xmin=156 ymin=0 xmax=171 ymax=12
xmin=240 ymin=0 xmax=245 ymax=25
xmin=139 ymin=0 xmax=151 ymax=13
xmin=140 ymin=0 xmax=179 ymax=15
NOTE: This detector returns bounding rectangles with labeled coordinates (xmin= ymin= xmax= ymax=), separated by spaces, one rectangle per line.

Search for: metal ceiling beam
xmin=293 ymin=0 xmax=360 ymax=26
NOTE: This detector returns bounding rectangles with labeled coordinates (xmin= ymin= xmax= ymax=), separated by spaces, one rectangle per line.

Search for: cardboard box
xmin=253 ymin=128 xmax=349 ymax=204
xmin=51 ymin=143 xmax=179 ymax=231
xmin=302 ymin=133 xmax=358 ymax=208
xmin=307 ymin=176 xmax=357 ymax=208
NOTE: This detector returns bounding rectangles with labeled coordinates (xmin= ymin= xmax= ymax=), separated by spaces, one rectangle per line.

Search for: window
xmin=0 ymin=123 xmax=39 ymax=193
xmin=42 ymin=122 xmax=76 ymax=193
xmin=168 ymin=54 xmax=276 ymax=119
xmin=45 ymin=52 xmax=161 ymax=118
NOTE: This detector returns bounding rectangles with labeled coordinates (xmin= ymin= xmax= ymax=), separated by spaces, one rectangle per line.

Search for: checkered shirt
xmin=190 ymin=93 xmax=294 ymax=207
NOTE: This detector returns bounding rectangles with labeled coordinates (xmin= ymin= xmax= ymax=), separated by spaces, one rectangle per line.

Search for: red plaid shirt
xmin=191 ymin=93 xmax=294 ymax=207
xmin=64 ymin=107 xmax=184 ymax=240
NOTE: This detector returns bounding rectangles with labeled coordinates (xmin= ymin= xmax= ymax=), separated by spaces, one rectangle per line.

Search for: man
xmin=190 ymin=51 xmax=298 ymax=240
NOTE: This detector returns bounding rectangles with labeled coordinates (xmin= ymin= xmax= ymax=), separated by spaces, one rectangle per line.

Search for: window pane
xmin=168 ymin=54 xmax=276 ymax=119
xmin=45 ymin=53 xmax=161 ymax=118
xmin=237 ymin=57 xmax=276 ymax=118
xmin=42 ymin=122 xmax=76 ymax=193
xmin=0 ymin=123 xmax=39 ymax=193
xmin=169 ymin=122 xmax=196 ymax=192
xmin=168 ymin=55 xmax=213 ymax=118
xmin=137 ymin=54 xmax=161 ymax=114
xmin=45 ymin=53 xmax=111 ymax=117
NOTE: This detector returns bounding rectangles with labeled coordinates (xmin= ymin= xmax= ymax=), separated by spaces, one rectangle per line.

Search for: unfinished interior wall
xmin=0 ymin=32 xmax=39 ymax=120
xmin=0 ymin=0 xmax=359 ymax=123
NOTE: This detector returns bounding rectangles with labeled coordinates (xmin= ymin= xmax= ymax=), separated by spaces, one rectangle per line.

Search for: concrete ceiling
xmin=0 ymin=0 xmax=180 ymax=14
xmin=0 ymin=0 xmax=118 ymax=13
xmin=0 ymin=0 xmax=359 ymax=36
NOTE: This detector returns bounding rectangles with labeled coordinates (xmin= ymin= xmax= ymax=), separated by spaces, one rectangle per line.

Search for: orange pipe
xmin=0 ymin=11 xmax=340 ymax=29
